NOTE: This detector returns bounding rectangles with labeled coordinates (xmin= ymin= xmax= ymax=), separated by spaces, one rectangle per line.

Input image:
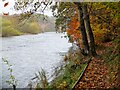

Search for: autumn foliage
xmin=4 ymin=2 xmax=9 ymax=7
xmin=66 ymin=15 xmax=81 ymax=44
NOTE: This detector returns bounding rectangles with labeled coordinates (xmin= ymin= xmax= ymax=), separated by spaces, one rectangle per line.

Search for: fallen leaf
xmin=4 ymin=2 xmax=9 ymax=7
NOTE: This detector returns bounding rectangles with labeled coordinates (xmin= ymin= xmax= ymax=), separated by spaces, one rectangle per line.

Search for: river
xmin=1 ymin=32 xmax=72 ymax=88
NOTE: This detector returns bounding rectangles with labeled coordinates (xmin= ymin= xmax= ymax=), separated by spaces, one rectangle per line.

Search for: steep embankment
xmin=74 ymin=37 xmax=120 ymax=89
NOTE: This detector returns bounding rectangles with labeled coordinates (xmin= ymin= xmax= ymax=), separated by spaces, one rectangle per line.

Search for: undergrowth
xmin=35 ymin=46 xmax=89 ymax=89
xmin=100 ymin=35 xmax=120 ymax=88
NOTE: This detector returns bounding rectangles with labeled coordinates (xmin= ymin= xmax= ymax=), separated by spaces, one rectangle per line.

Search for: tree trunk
xmin=82 ymin=4 xmax=97 ymax=56
xmin=74 ymin=2 xmax=89 ymax=55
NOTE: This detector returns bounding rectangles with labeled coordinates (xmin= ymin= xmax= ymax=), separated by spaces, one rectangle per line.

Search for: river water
xmin=1 ymin=32 xmax=72 ymax=88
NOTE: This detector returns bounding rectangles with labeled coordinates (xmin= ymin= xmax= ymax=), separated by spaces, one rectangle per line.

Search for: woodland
xmin=50 ymin=2 xmax=120 ymax=89
xmin=1 ymin=1 xmax=120 ymax=89
xmin=1 ymin=14 xmax=55 ymax=37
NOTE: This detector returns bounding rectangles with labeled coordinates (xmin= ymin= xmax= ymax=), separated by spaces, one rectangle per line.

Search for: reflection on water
xmin=2 ymin=32 xmax=72 ymax=88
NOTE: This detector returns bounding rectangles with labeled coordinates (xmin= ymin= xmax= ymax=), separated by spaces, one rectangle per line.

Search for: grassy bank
xmin=35 ymin=46 xmax=90 ymax=89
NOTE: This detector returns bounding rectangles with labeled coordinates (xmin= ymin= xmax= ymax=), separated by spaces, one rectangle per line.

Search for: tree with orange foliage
xmin=52 ymin=2 xmax=97 ymax=56
xmin=66 ymin=16 xmax=81 ymax=44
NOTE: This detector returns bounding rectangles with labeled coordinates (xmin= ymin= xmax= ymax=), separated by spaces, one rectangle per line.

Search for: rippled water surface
xmin=1 ymin=32 xmax=72 ymax=88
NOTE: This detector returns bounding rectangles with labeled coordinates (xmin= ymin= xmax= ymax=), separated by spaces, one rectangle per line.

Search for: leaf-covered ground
xmin=74 ymin=41 xmax=120 ymax=89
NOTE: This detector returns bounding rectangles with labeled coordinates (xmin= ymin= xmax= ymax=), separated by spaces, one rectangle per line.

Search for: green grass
xmin=49 ymin=63 xmax=86 ymax=89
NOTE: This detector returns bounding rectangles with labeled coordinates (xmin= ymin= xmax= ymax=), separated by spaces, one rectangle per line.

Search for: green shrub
xmin=2 ymin=19 xmax=12 ymax=26
xmin=2 ymin=26 xmax=22 ymax=37
xmin=1 ymin=17 xmax=41 ymax=37
xmin=1 ymin=18 xmax=22 ymax=37
xmin=20 ymin=22 xmax=41 ymax=34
